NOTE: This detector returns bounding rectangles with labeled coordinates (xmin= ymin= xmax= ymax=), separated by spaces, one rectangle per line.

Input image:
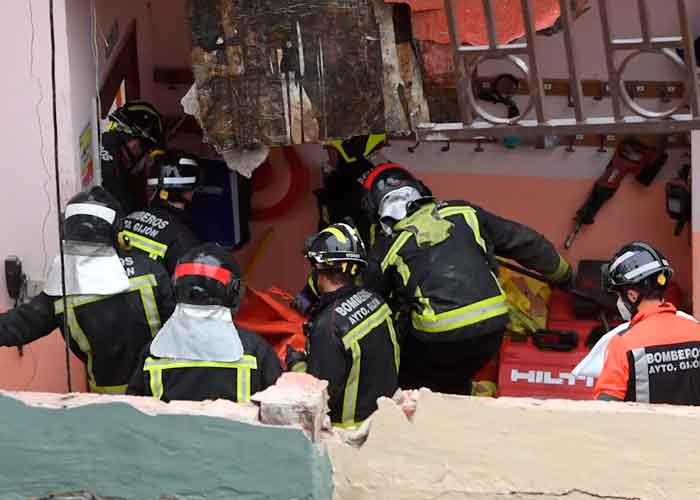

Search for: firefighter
xmin=292 ymin=136 xmax=431 ymax=315
xmin=101 ymin=101 xmax=165 ymax=213
xmin=286 ymin=223 xmax=400 ymax=428
xmin=0 ymin=187 xmax=175 ymax=393
xmin=119 ymin=150 xmax=202 ymax=275
xmin=127 ymin=244 xmax=282 ymax=402
xmin=594 ymin=242 xmax=700 ymax=404
xmin=316 ymin=134 xmax=388 ymax=245
xmin=362 ymin=165 xmax=573 ymax=395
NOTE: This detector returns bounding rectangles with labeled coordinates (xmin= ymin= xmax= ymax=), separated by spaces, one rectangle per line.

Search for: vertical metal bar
xmin=520 ymin=0 xmax=546 ymax=123
xmin=444 ymin=0 xmax=473 ymax=123
xmin=597 ymin=0 xmax=623 ymax=120
xmin=558 ymin=0 xmax=584 ymax=122
xmin=637 ymin=0 xmax=652 ymax=45
xmin=677 ymin=0 xmax=700 ymax=115
xmin=482 ymin=0 xmax=499 ymax=49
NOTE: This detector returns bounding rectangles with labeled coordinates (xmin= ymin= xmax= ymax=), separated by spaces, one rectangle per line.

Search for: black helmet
xmin=304 ymin=223 xmax=367 ymax=275
xmin=603 ymin=242 xmax=673 ymax=293
xmin=147 ymin=150 xmax=200 ymax=199
xmin=173 ymin=244 xmax=243 ymax=310
xmin=108 ymin=101 xmax=164 ymax=148
xmin=361 ymin=164 xmax=432 ymax=220
xmin=325 ymin=134 xmax=387 ymax=167
xmin=63 ymin=186 xmax=122 ymax=246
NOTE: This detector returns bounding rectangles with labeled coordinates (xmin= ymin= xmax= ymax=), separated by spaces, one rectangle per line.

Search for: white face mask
xmin=617 ymin=296 xmax=633 ymax=321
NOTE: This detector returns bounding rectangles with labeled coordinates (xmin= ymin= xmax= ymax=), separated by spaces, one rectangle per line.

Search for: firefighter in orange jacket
xmin=595 ymin=242 xmax=700 ymax=404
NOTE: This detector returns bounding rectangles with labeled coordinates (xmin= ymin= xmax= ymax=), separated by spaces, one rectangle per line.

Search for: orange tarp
xmin=386 ymin=0 xmax=583 ymax=45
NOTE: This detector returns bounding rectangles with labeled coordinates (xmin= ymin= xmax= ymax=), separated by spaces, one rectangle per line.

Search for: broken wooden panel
xmin=190 ymin=0 xmax=397 ymax=157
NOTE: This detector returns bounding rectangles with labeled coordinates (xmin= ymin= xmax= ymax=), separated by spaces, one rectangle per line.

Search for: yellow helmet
xmin=324 ymin=134 xmax=387 ymax=165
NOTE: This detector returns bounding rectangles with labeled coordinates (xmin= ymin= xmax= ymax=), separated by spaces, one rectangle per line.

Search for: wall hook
xmin=408 ymin=133 xmax=421 ymax=153
xmin=566 ymin=136 xmax=575 ymax=152
xmin=441 ymin=140 xmax=451 ymax=152
xmin=597 ymin=135 xmax=607 ymax=152
xmin=474 ymin=138 xmax=485 ymax=152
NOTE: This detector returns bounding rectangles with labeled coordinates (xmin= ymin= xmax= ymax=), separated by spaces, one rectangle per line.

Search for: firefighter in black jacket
xmin=128 ymin=244 xmax=282 ymax=402
xmin=0 ymin=187 xmax=175 ymax=393
xmin=362 ymin=165 xmax=573 ymax=395
xmin=286 ymin=223 xmax=400 ymax=428
xmin=120 ymin=150 xmax=201 ymax=274
xmin=101 ymin=101 xmax=165 ymax=213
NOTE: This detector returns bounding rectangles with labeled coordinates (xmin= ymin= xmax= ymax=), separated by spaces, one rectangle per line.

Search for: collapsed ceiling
xmin=187 ymin=0 xmax=590 ymax=175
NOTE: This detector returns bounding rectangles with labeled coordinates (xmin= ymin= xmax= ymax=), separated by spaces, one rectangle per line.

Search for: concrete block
xmin=329 ymin=390 xmax=700 ymax=500
xmin=252 ymin=372 xmax=330 ymax=442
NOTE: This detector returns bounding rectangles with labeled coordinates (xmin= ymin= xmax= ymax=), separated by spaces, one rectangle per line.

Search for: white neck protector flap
xmin=150 ymin=303 xmax=244 ymax=362
xmin=44 ymin=243 xmax=130 ymax=296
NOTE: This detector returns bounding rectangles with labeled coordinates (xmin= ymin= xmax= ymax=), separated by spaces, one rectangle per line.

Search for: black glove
xmin=285 ymin=345 xmax=307 ymax=372
xmin=291 ymin=291 xmax=314 ymax=316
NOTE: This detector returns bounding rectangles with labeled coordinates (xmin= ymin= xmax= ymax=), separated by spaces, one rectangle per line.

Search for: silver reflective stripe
xmin=624 ymin=261 xmax=662 ymax=280
xmin=342 ymin=342 xmax=362 ymax=426
xmin=123 ymin=231 xmax=168 ymax=258
xmin=632 ymin=347 xmax=650 ymax=403
xmin=342 ymin=304 xmax=391 ymax=349
xmin=609 ymin=251 xmax=636 ymax=273
xmin=65 ymin=203 xmax=116 ymax=223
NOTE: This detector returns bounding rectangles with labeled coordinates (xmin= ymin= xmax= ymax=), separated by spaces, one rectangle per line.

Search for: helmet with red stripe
xmin=174 ymin=244 xmax=243 ymax=310
xmin=361 ymin=163 xmax=432 ymax=223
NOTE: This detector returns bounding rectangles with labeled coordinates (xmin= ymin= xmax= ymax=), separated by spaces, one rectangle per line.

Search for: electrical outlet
xmin=26 ymin=280 xmax=44 ymax=299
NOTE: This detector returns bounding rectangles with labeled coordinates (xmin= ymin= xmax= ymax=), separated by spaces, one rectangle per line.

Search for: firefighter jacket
xmin=127 ymin=328 xmax=283 ymax=403
xmin=0 ymin=250 xmax=175 ymax=393
xmin=314 ymin=162 xmax=376 ymax=246
xmin=365 ymin=200 xmax=571 ymax=343
xmin=305 ymin=285 xmax=400 ymax=427
xmin=100 ymin=130 xmax=141 ymax=213
xmin=594 ymin=302 xmax=700 ymax=404
xmin=121 ymin=200 xmax=201 ymax=274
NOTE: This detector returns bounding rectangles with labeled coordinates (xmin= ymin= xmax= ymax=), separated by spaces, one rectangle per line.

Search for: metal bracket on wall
xmin=418 ymin=0 xmax=700 ymax=141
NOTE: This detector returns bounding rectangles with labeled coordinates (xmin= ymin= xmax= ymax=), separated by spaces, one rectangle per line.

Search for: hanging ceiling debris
xmin=188 ymin=0 xmax=589 ymax=175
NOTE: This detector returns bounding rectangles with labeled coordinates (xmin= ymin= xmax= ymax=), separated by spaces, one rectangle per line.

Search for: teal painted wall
xmin=0 ymin=396 xmax=332 ymax=499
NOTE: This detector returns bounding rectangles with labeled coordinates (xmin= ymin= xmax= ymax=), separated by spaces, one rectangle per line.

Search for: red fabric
xmin=174 ymin=263 xmax=232 ymax=285
xmin=235 ymin=287 xmax=307 ymax=363
xmin=385 ymin=0 xmax=565 ymax=45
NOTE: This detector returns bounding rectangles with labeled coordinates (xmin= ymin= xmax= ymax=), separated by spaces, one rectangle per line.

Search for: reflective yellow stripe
xmin=326 ymin=139 xmax=355 ymax=163
xmin=90 ymin=382 xmax=128 ymax=394
xmin=369 ymin=224 xmax=376 ymax=248
xmin=144 ymin=355 xmax=258 ymax=402
xmin=363 ymin=134 xmax=386 ymax=157
xmin=149 ymin=367 xmax=164 ymax=400
xmin=341 ymin=342 xmax=362 ymax=426
xmin=332 ymin=420 xmax=364 ymax=429
xmin=380 ymin=232 xmax=412 ymax=272
xmin=342 ymin=304 xmax=392 ymax=349
xmin=307 ymin=274 xmax=318 ymax=297
xmin=122 ymin=230 xmax=168 ymax=259
xmin=290 ymin=361 xmax=308 ymax=373
xmin=129 ymin=274 xmax=161 ymax=337
xmin=393 ymin=254 xmax=411 ymax=286
xmin=387 ymin=317 xmax=400 ymax=373
xmin=439 ymin=206 xmax=486 ymax=252
xmin=544 ymin=255 xmax=570 ymax=282
xmin=320 ymin=227 xmax=348 ymax=243
xmin=411 ymin=293 xmax=509 ymax=333
xmin=53 ymin=274 xmax=162 ymax=391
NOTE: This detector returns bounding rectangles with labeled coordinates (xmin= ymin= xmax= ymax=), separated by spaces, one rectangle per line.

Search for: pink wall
xmin=0 ymin=0 xmax=90 ymax=392
xmin=237 ymin=144 xmax=691 ymax=308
